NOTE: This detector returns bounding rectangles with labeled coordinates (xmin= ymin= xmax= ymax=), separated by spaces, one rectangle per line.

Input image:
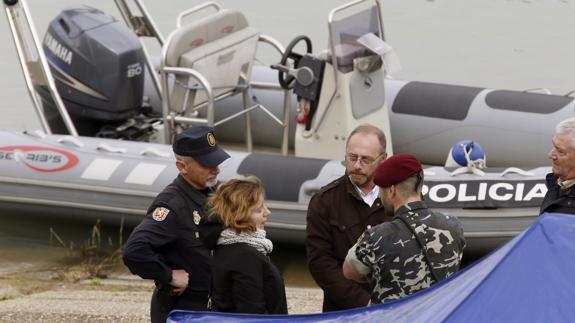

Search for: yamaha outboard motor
xmin=38 ymin=6 xmax=150 ymax=138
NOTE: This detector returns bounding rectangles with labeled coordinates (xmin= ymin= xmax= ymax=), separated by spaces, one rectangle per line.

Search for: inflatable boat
xmin=1 ymin=0 xmax=566 ymax=254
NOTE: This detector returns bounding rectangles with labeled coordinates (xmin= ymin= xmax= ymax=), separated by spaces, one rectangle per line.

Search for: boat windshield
xmin=329 ymin=4 xmax=381 ymax=73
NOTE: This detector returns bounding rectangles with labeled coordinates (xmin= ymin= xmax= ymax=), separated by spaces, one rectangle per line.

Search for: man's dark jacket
xmin=540 ymin=173 xmax=575 ymax=215
xmin=306 ymin=175 xmax=392 ymax=312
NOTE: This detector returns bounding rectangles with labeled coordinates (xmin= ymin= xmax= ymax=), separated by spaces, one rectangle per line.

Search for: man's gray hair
xmin=556 ymin=117 xmax=575 ymax=149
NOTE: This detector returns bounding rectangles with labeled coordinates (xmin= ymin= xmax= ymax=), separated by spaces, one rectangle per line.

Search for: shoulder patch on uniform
xmin=152 ymin=207 xmax=170 ymax=221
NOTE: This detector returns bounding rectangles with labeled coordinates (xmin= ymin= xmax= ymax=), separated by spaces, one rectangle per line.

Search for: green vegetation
xmin=0 ymin=294 xmax=16 ymax=302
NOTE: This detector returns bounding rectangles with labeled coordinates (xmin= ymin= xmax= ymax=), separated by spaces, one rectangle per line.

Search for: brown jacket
xmin=306 ymin=175 xmax=391 ymax=312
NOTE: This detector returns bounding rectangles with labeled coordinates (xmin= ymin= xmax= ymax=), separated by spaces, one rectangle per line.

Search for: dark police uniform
xmin=349 ymin=201 xmax=465 ymax=304
xmin=123 ymin=126 xmax=229 ymax=323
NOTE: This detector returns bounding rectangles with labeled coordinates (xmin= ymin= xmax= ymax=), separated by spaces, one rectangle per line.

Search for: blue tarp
xmin=168 ymin=212 xmax=575 ymax=323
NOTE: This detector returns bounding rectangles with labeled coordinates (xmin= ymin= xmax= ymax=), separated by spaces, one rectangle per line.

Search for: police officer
xmin=343 ymin=154 xmax=466 ymax=304
xmin=123 ymin=126 xmax=230 ymax=323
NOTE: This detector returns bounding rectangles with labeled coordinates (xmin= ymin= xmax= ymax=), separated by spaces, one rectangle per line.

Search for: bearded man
xmin=305 ymin=124 xmax=393 ymax=312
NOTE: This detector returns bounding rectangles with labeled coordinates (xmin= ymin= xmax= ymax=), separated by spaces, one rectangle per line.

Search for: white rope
xmin=450 ymin=143 xmax=486 ymax=176
xmin=500 ymin=167 xmax=535 ymax=177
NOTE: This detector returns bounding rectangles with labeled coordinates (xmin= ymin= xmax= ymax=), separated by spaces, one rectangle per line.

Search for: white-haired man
xmin=541 ymin=117 xmax=575 ymax=214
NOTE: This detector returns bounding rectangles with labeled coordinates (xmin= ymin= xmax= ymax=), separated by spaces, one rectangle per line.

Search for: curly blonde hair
xmin=207 ymin=176 xmax=265 ymax=233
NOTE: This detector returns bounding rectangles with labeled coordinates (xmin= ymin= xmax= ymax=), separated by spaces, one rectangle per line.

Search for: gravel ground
xmin=0 ymin=274 xmax=323 ymax=322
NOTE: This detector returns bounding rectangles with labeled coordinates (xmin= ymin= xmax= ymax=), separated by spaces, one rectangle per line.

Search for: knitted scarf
xmin=217 ymin=228 xmax=273 ymax=255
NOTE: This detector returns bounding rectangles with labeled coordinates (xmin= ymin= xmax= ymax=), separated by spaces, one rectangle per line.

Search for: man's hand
xmin=170 ymin=269 xmax=189 ymax=295
xmin=343 ymin=244 xmax=372 ymax=284
xmin=343 ymin=258 xmax=371 ymax=283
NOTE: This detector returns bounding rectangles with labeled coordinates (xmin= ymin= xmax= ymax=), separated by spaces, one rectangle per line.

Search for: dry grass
xmin=47 ymin=219 xmax=126 ymax=283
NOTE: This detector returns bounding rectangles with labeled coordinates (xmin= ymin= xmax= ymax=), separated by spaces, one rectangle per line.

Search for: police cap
xmin=172 ymin=126 xmax=230 ymax=167
xmin=374 ymin=153 xmax=422 ymax=187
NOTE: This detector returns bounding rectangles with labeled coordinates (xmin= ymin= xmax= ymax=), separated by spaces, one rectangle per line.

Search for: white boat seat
xmin=164 ymin=9 xmax=260 ymax=115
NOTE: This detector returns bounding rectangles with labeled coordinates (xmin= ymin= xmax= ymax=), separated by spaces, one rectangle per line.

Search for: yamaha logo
xmin=44 ymin=33 xmax=73 ymax=65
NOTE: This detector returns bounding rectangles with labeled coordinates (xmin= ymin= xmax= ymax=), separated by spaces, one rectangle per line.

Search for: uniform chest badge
xmin=152 ymin=207 xmax=170 ymax=221
xmin=193 ymin=210 xmax=201 ymax=225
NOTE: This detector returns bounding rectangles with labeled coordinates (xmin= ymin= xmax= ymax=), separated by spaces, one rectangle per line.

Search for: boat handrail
xmin=176 ymin=1 xmax=222 ymax=28
xmin=139 ymin=147 xmax=172 ymax=158
xmin=522 ymin=87 xmax=551 ymax=95
xmin=26 ymin=130 xmax=47 ymax=139
xmin=113 ymin=0 xmax=164 ymax=101
xmin=114 ymin=0 xmax=164 ymax=44
xmin=565 ymin=90 xmax=575 ymax=97
xmin=160 ymin=3 xmax=291 ymax=155
xmin=160 ymin=65 xmax=215 ymax=130
xmin=214 ymin=103 xmax=283 ymax=128
xmin=57 ymin=136 xmax=85 ymax=148
xmin=3 ymin=0 xmax=78 ymax=136
xmin=256 ymin=34 xmax=291 ymax=155
xmin=97 ymin=143 xmax=128 ymax=154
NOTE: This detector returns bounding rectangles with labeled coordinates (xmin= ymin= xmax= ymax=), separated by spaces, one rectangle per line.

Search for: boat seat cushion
xmin=178 ymin=27 xmax=259 ymax=91
xmin=164 ymin=9 xmax=260 ymax=112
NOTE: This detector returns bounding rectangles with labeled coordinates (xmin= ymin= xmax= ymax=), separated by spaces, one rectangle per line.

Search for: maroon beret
xmin=373 ymin=153 xmax=422 ymax=187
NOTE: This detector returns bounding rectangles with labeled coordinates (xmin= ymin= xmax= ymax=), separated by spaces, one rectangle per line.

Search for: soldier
xmin=306 ymin=124 xmax=392 ymax=312
xmin=343 ymin=153 xmax=466 ymax=304
xmin=123 ymin=126 xmax=230 ymax=323
xmin=541 ymin=117 xmax=575 ymax=215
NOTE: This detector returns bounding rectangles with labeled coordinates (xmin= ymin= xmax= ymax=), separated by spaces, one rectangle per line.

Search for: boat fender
xmin=445 ymin=140 xmax=486 ymax=168
xmin=446 ymin=140 xmax=487 ymax=176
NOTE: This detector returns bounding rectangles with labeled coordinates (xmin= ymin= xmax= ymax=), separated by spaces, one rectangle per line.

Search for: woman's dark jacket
xmin=211 ymin=242 xmax=288 ymax=314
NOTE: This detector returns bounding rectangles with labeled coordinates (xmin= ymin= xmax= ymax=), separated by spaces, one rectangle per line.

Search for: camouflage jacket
xmin=350 ymin=201 xmax=465 ymax=304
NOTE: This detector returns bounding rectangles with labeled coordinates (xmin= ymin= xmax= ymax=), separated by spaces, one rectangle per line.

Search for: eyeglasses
xmin=345 ymin=152 xmax=384 ymax=166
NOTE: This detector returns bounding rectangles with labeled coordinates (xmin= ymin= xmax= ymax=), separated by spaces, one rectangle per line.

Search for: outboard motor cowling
xmin=39 ymin=6 xmax=146 ymax=136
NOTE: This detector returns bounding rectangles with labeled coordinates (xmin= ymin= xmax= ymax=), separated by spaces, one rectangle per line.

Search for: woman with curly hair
xmin=207 ymin=176 xmax=288 ymax=314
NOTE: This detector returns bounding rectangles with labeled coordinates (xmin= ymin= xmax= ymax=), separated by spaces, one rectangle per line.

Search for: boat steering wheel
xmin=277 ymin=35 xmax=313 ymax=89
